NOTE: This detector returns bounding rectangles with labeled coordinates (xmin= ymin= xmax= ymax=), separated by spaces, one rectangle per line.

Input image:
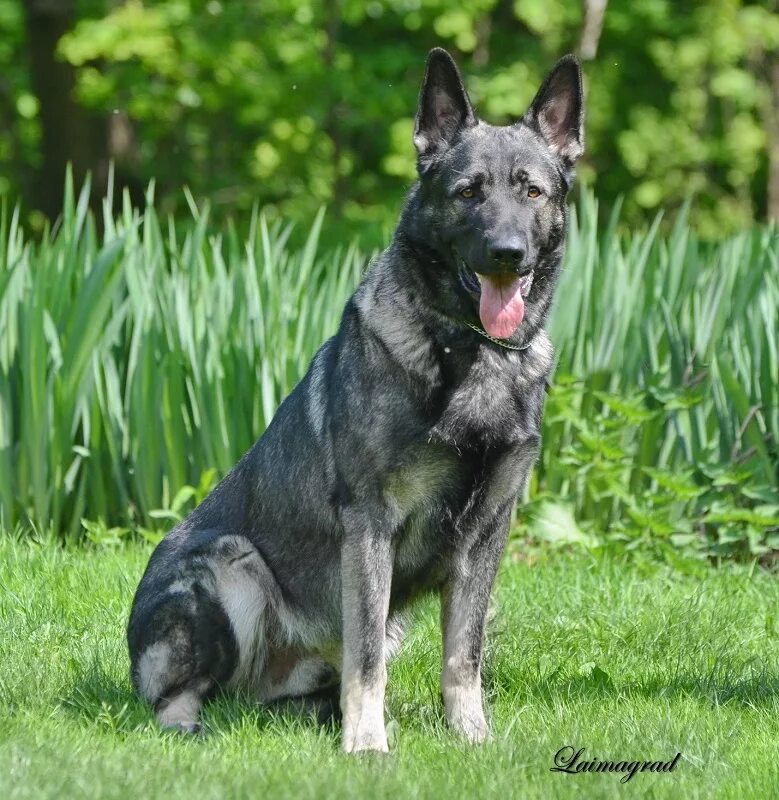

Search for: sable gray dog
xmin=127 ymin=48 xmax=584 ymax=753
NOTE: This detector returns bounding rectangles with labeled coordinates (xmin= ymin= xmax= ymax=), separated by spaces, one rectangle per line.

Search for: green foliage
xmin=0 ymin=175 xmax=776 ymax=559
xmin=528 ymin=380 xmax=779 ymax=561
xmin=550 ymin=191 xmax=778 ymax=485
xmin=0 ymin=170 xmax=364 ymax=536
xmin=0 ymin=0 xmax=38 ymax=197
xmin=534 ymin=190 xmax=779 ymax=558
xmin=2 ymin=1 xmax=779 ymax=234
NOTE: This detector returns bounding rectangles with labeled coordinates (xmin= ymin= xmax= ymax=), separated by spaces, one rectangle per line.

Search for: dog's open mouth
xmin=458 ymin=260 xmax=534 ymax=339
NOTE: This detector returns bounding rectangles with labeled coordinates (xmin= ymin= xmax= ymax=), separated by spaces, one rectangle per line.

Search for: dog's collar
xmin=459 ymin=319 xmax=532 ymax=351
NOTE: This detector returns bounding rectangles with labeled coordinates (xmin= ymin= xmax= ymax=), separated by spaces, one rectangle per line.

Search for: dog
xmin=127 ymin=47 xmax=584 ymax=753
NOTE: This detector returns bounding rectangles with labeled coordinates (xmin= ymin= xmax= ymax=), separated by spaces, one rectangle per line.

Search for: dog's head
xmin=409 ymin=48 xmax=584 ymax=341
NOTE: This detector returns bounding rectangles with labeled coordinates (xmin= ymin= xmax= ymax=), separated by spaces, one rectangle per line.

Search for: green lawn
xmin=1 ymin=538 xmax=778 ymax=799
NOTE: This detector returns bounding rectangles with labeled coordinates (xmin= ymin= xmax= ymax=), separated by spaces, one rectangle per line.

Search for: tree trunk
xmin=579 ymin=0 xmax=608 ymax=61
xmin=767 ymin=56 xmax=779 ymax=223
xmin=473 ymin=15 xmax=492 ymax=69
xmin=23 ymin=0 xmax=107 ymax=219
xmin=323 ymin=0 xmax=344 ymax=213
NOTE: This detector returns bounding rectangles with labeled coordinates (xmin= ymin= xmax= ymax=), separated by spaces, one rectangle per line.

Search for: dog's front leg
xmin=340 ymin=514 xmax=393 ymax=754
xmin=441 ymin=507 xmax=510 ymax=744
xmin=442 ymin=440 xmax=539 ymax=743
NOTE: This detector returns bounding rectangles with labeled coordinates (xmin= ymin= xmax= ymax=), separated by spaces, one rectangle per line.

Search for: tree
xmin=23 ymin=0 xmax=107 ymax=219
xmin=2 ymin=0 xmax=777 ymax=235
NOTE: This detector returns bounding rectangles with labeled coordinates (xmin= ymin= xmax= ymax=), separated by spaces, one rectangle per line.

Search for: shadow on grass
xmin=486 ymin=658 xmax=779 ymax=710
xmin=59 ymin=667 xmax=341 ymax=740
xmin=57 ymin=646 xmax=779 ymax=742
xmin=59 ymin=667 xmax=151 ymax=735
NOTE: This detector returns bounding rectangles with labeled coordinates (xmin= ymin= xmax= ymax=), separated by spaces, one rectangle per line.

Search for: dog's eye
xmin=459 ymin=187 xmax=475 ymax=199
xmin=527 ymin=186 xmax=542 ymax=199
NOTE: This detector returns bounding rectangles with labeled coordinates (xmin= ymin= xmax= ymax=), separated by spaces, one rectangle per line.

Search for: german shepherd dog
xmin=128 ymin=48 xmax=584 ymax=753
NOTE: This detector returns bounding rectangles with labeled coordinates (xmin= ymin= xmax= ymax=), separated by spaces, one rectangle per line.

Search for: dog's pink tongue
xmin=479 ymin=274 xmax=525 ymax=339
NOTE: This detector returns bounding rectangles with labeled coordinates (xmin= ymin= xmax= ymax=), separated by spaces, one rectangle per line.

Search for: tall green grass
xmin=549 ymin=192 xmax=777 ymax=485
xmin=536 ymin=193 xmax=778 ymax=558
xmin=0 ymin=175 xmax=776 ymax=544
xmin=0 ymin=175 xmax=362 ymax=536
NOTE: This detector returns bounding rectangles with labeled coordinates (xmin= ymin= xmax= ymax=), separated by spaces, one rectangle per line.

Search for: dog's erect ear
xmin=414 ymin=48 xmax=477 ymax=171
xmin=525 ymin=55 xmax=584 ymax=164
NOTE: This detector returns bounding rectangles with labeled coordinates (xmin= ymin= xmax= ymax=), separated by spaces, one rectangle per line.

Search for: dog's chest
xmin=430 ymin=345 xmax=535 ymax=448
xmin=385 ymin=419 xmax=528 ymax=596
xmin=381 ymin=337 xmax=552 ymax=598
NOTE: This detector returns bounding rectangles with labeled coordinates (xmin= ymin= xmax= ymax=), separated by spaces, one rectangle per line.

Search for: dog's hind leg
xmin=132 ymin=584 xmax=238 ymax=733
xmin=156 ymin=685 xmax=209 ymax=732
xmin=129 ymin=533 xmax=275 ymax=733
xmin=262 ymin=652 xmax=341 ymax=724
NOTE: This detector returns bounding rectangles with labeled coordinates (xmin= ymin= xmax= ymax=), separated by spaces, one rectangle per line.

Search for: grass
xmin=1 ymin=537 xmax=778 ymax=799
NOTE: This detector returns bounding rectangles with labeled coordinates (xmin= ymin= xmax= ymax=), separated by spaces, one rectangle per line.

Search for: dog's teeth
xmin=474 ymin=273 xmax=484 ymax=285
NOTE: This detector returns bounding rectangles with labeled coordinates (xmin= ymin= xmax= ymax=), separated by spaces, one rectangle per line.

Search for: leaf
xmin=530 ymin=502 xmax=599 ymax=548
xmin=703 ymin=505 xmax=779 ymax=527
xmin=592 ymin=390 xmax=657 ymax=423
xmin=148 ymin=509 xmax=181 ymax=521
xmin=578 ymin=662 xmax=614 ymax=690
xmin=625 ymin=504 xmax=676 ymax=536
xmin=170 ymin=485 xmax=196 ymax=514
xmin=641 ymin=467 xmax=704 ymax=500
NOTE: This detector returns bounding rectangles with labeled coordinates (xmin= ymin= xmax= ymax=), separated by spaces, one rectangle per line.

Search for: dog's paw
xmin=342 ymin=724 xmax=389 ymax=754
xmin=452 ymin=713 xmax=490 ymax=745
xmin=443 ymin=681 xmax=490 ymax=744
xmin=446 ymin=703 xmax=490 ymax=744
xmin=162 ymin=721 xmax=202 ymax=736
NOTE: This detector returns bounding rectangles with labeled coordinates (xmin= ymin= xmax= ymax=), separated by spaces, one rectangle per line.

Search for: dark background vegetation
xmin=2 ymin=0 xmax=779 ymax=242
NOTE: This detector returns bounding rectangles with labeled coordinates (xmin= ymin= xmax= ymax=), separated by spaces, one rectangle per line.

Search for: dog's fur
xmin=127 ymin=48 xmax=584 ymax=752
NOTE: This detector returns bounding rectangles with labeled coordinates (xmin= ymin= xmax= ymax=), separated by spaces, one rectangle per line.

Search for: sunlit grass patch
xmin=1 ymin=537 xmax=778 ymax=799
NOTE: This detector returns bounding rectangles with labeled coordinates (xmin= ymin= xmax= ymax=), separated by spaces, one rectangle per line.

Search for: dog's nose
xmin=489 ymin=240 xmax=526 ymax=269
